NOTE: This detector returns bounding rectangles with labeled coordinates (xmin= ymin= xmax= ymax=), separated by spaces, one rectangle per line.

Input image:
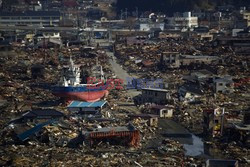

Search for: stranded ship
xmin=51 ymin=57 xmax=109 ymax=102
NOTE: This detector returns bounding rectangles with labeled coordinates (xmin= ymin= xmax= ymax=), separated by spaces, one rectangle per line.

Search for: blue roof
xmin=68 ymin=101 xmax=107 ymax=108
xmin=17 ymin=119 xmax=55 ymax=141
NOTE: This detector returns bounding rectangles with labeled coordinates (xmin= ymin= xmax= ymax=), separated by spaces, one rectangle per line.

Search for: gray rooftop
xmin=84 ymin=124 xmax=136 ymax=134
xmin=142 ymin=88 xmax=169 ymax=92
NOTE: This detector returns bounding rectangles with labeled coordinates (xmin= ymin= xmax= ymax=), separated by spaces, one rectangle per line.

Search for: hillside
xmin=116 ymin=0 xmax=250 ymax=15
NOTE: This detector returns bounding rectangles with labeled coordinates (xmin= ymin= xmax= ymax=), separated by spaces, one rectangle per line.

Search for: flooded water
xmin=184 ymin=134 xmax=204 ymax=156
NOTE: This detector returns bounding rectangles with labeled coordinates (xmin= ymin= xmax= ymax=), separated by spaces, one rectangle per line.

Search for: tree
xmin=124 ymin=17 xmax=136 ymax=31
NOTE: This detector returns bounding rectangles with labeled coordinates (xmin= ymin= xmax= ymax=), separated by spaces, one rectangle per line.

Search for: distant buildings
xmin=161 ymin=52 xmax=219 ymax=69
xmin=140 ymin=22 xmax=165 ymax=31
xmin=166 ymin=12 xmax=198 ymax=30
xmin=0 ymin=11 xmax=61 ymax=26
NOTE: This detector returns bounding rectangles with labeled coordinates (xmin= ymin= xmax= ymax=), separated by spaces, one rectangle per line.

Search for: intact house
xmin=213 ymin=76 xmax=234 ymax=94
xmin=67 ymin=101 xmax=109 ymax=118
xmin=137 ymin=88 xmax=171 ymax=105
xmin=178 ymin=83 xmax=204 ymax=102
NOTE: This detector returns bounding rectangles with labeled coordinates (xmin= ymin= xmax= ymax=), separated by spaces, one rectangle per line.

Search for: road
xmin=107 ymin=51 xmax=140 ymax=98
xmin=107 ymin=51 xmax=130 ymax=82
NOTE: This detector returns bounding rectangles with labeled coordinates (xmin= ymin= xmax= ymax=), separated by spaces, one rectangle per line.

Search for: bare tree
xmin=124 ymin=17 xmax=136 ymax=31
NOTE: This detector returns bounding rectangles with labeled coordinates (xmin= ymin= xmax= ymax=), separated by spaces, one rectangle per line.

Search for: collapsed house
xmin=178 ymin=83 xmax=204 ymax=102
xmin=128 ymin=114 xmax=158 ymax=127
xmin=232 ymin=110 xmax=250 ymax=146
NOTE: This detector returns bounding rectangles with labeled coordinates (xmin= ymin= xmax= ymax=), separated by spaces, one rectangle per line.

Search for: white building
xmin=140 ymin=22 xmax=165 ymax=31
xmin=166 ymin=12 xmax=198 ymax=30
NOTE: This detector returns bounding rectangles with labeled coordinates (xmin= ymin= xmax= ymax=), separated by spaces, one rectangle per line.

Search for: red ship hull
xmin=53 ymin=90 xmax=109 ymax=102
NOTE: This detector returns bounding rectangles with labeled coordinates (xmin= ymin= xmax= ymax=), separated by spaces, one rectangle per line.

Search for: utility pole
xmin=125 ymin=8 xmax=128 ymax=19
xmin=108 ymin=22 xmax=112 ymax=43
xmin=120 ymin=10 xmax=123 ymax=20
xmin=135 ymin=7 xmax=138 ymax=19
xmin=218 ymin=12 xmax=222 ymax=31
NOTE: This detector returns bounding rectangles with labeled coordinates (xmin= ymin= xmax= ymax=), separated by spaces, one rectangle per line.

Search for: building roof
xmin=0 ymin=11 xmax=60 ymax=17
xmin=17 ymin=119 xmax=55 ymax=141
xmin=217 ymin=37 xmax=250 ymax=41
xmin=93 ymin=126 xmax=132 ymax=133
xmin=142 ymin=88 xmax=169 ymax=93
xmin=150 ymin=28 xmax=162 ymax=32
xmin=68 ymin=101 xmax=107 ymax=108
xmin=206 ymin=159 xmax=238 ymax=167
xmin=181 ymin=55 xmax=219 ymax=60
xmin=85 ymin=124 xmax=136 ymax=134
xmin=214 ymin=78 xmax=233 ymax=83
xmin=150 ymin=104 xmax=174 ymax=110
xmin=128 ymin=114 xmax=159 ymax=118
xmin=194 ymin=27 xmax=209 ymax=33
xmin=180 ymin=83 xmax=203 ymax=95
xmin=142 ymin=60 xmax=154 ymax=67
xmin=22 ymin=109 xmax=64 ymax=118
xmin=234 ymin=123 xmax=250 ymax=131
xmin=0 ymin=40 xmax=10 ymax=46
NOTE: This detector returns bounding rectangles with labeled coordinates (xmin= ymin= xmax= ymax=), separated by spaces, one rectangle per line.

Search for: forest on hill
xmin=116 ymin=0 xmax=250 ymax=15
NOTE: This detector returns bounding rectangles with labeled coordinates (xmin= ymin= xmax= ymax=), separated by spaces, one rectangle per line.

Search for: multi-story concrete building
xmin=0 ymin=11 xmax=61 ymax=26
xmin=213 ymin=76 xmax=234 ymax=94
xmin=161 ymin=52 xmax=219 ymax=69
